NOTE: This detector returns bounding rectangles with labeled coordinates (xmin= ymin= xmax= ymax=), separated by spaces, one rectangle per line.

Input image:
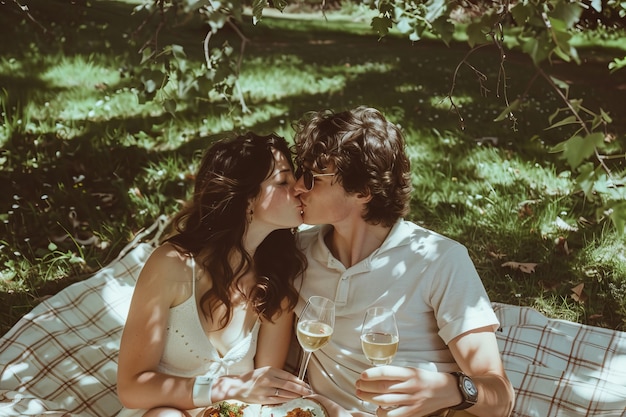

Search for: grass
xmin=1 ymin=0 xmax=626 ymax=334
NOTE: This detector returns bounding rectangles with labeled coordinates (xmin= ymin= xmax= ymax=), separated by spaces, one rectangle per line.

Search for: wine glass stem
xmin=298 ymin=351 xmax=313 ymax=380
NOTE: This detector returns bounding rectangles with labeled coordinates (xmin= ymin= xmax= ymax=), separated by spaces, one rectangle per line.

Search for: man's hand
xmin=355 ymin=366 xmax=457 ymax=417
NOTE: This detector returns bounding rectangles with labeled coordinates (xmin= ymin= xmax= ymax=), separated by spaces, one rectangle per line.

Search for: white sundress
xmin=116 ymin=256 xmax=261 ymax=417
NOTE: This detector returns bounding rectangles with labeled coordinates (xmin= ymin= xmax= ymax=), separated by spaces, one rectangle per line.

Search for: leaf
xmin=488 ymin=251 xmax=507 ymax=260
xmin=608 ymin=56 xmax=626 ymax=73
xmin=600 ymin=108 xmax=613 ymax=124
xmin=493 ymin=99 xmax=520 ymax=122
xmin=554 ymin=236 xmax=572 ymax=255
xmin=510 ymin=2 xmax=533 ymax=25
xmin=431 ymin=16 xmax=454 ymax=45
xmin=140 ymin=47 xmax=154 ymax=65
xmin=550 ymin=2 xmax=583 ymax=29
xmin=552 ymin=45 xmax=571 ymax=63
xmin=272 ymin=0 xmax=287 ymax=12
xmin=466 ymin=22 xmax=487 ymax=47
xmin=549 ymin=76 xmax=570 ymax=93
xmin=501 ymin=261 xmax=538 ymax=274
xmin=574 ymin=163 xmax=600 ymax=199
xmin=545 ymin=115 xmax=578 ymax=130
xmin=570 ymin=283 xmax=587 ymax=303
xmin=252 ymin=0 xmax=265 ymax=24
xmin=605 ymin=201 xmax=626 ymax=235
xmin=560 ymin=133 xmax=605 ymax=169
xmin=371 ymin=16 xmax=392 ymax=37
xmin=170 ymin=44 xmax=186 ymax=60
xmin=521 ymin=32 xmax=552 ymax=65
xmin=163 ymin=99 xmax=177 ymax=115
xmin=552 ymin=29 xmax=580 ymax=65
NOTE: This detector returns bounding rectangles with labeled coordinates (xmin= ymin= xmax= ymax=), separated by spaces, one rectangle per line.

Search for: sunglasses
xmin=295 ymin=166 xmax=336 ymax=191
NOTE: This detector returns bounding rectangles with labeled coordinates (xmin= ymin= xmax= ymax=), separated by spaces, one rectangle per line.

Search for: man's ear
xmin=355 ymin=189 xmax=372 ymax=203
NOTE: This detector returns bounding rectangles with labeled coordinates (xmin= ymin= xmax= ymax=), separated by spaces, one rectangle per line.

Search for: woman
xmin=116 ymin=132 xmax=311 ymax=417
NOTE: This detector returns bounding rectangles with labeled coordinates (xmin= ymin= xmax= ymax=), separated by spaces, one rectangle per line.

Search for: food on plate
xmin=260 ymin=398 xmax=326 ymax=417
xmin=285 ymin=407 xmax=315 ymax=417
xmin=202 ymin=401 xmax=248 ymax=417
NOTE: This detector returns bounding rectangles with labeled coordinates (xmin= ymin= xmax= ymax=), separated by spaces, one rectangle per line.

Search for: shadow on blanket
xmin=2 ymin=242 xmax=626 ymax=417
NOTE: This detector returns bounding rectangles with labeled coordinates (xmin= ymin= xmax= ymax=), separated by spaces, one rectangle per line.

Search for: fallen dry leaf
xmin=488 ymin=251 xmax=507 ymax=259
xmin=501 ymin=261 xmax=538 ymax=274
xmin=554 ymin=236 xmax=572 ymax=255
xmin=571 ymin=283 xmax=587 ymax=303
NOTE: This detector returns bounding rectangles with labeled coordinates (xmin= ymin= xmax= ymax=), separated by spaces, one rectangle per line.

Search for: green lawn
xmin=1 ymin=0 xmax=626 ymax=334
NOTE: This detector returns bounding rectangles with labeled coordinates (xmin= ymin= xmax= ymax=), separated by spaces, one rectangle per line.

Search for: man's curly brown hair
xmin=293 ymin=106 xmax=412 ymax=227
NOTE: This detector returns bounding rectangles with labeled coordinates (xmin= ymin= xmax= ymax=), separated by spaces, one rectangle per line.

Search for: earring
xmin=248 ymin=209 xmax=254 ymax=224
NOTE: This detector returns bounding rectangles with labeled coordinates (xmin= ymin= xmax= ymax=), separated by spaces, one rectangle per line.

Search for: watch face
xmin=463 ymin=376 xmax=478 ymax=397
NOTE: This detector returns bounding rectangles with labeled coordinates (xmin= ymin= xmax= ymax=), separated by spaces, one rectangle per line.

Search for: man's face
xmin=294 ymin=163 xmax=364 ymax=226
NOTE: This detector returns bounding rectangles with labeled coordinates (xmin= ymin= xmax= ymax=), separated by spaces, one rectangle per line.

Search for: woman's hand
xmin=212 ymin=366 xmax=311 ymax=405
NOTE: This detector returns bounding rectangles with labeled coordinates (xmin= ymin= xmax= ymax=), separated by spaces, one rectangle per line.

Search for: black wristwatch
xmin=450 ymin=371 xmax=478 ymax=410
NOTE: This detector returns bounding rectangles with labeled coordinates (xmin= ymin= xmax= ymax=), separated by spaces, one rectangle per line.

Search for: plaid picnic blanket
xmin=493 ymin=302 xmax=626 ymax=417
xmin=1 ymin=238 xmax=626 ymax=416
xmin=0 ymin=242 xmax=154 ymax=416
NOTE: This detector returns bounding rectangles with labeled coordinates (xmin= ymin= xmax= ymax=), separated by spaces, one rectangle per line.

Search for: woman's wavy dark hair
xmin=293 ymin=106 xmax=412 ymax=227
xmin=166 ymin=132 xmax=306 ymax=329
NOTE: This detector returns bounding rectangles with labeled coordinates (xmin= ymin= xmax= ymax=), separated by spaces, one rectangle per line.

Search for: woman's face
xmin=250 ymin=148 xmax=303 ymax=230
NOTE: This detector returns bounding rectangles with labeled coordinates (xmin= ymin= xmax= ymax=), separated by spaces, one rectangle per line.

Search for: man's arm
xmin=356 ymin=327 xmax=514 ymax=417
xmin=446 ymin=327 xmax=515 ymax=417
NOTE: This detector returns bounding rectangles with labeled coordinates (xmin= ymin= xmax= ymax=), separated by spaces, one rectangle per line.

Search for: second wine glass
xmin=360 ymin=306 xmax=399 ymax=412
xmin=360 ymin=306 xmax=399 ymax=366
xmin=296 ymin=296 xmax=335 ymax=380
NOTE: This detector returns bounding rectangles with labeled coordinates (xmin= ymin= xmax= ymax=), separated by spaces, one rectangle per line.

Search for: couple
xmin=116 ymin=106 xmax=515 ymax=417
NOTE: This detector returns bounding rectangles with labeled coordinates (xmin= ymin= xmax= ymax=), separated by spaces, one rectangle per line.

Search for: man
xmin=291 ymin=106 xmax=515 ymax=417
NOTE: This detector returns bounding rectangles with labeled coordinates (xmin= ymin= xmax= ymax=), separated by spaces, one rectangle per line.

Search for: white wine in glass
xmin=296 ymin=296 xmax=335 ymax=380
xmin=360 ymin=306 xmax=399 ymax=411
xmin=361 ymin=332 xmax=399 ymax=366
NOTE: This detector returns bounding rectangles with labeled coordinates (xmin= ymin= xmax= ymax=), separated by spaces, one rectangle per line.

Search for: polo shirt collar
xmin=311 ymin=219 xmax=410 ymax=272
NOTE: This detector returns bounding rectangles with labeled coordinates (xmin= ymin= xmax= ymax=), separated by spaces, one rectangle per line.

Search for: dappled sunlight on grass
xmin=241 ymin=56 xmax=395 ymax=102
xmin=41 ymin=55 xmax=121 ymax=89
xmin=429 ymin=94 xmax=474 ymax=109
xmin=465 ymin=147 xmax=573 ymax=196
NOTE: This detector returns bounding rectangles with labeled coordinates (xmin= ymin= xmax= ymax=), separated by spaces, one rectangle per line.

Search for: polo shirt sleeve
xmin=430 ymin=243 xmax=500 ymax=345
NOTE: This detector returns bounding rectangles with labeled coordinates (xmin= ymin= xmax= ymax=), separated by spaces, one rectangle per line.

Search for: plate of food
xmin=260 ymin=397 xmax=328 ymax=417
xmin=200 ymin=401 xmax=261 ymax=417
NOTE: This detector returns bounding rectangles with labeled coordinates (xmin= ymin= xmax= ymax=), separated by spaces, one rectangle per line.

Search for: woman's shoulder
xmin=140 ymin=243 xmax=194 ymax=283
xmin=134 ymin=243 xmax=196 ymax=306
xmin=147 ymin=242 xmax=189 ymax=263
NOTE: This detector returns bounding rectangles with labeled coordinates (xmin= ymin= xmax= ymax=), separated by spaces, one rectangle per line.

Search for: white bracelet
xmin=192 ymin=375 xmax=214 ymax=407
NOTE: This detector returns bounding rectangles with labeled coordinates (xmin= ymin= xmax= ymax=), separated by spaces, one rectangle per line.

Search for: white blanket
xmin=1 ymin=242 xmax=626 ymax=416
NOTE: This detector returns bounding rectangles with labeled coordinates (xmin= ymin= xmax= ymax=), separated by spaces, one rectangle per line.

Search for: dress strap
xmin=191 ymin=255 xmax=197 ymax=293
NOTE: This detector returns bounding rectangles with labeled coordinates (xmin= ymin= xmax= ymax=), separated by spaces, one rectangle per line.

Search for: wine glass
xmin=360 ymin=306 xmax=399 ymax=411
xmin=296 ymin=296 xmax=335 ymax=380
